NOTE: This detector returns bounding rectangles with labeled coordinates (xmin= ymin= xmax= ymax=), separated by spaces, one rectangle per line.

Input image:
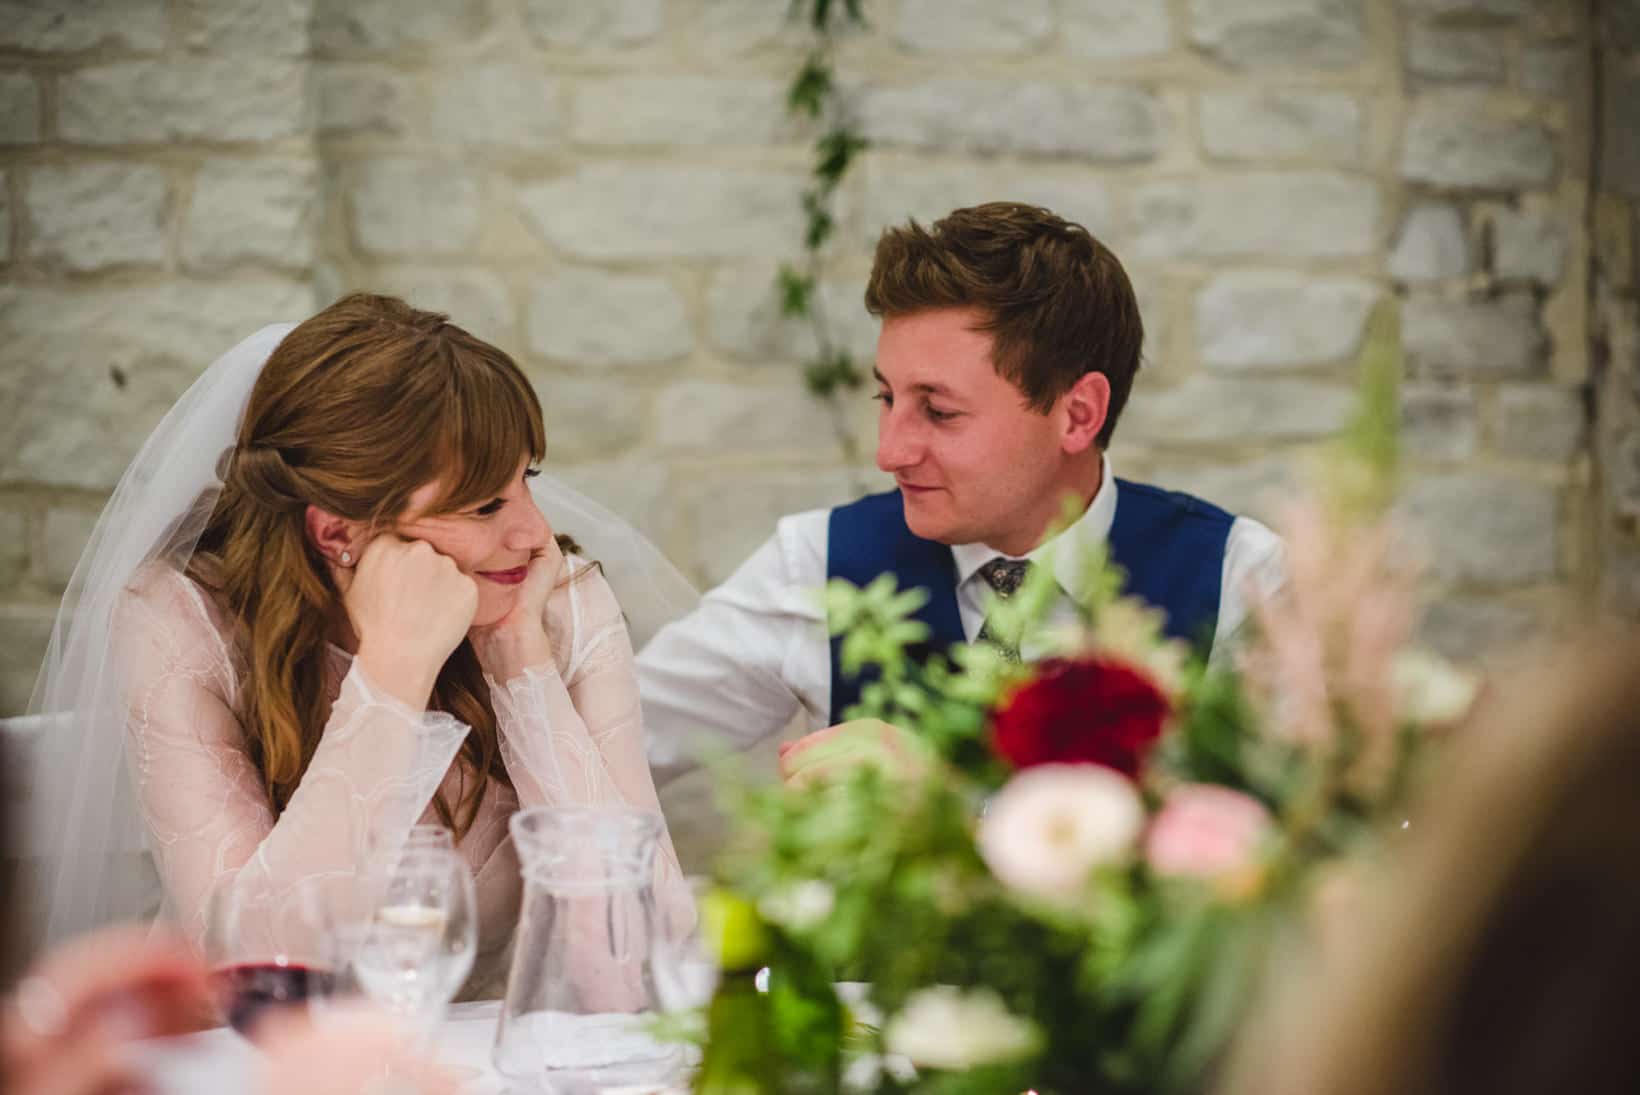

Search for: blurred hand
xmin=778 ymin=718 xmax=936 ymax=788
xmin=1 ymin=925 xmax=214 ymax=1095
xmin=340 ymin=536 xmax=479 ymax=708
xmin=467 ymin=539 xmax=565 ymax=683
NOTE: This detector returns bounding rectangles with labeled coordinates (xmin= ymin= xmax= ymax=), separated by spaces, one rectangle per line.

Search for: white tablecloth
xmin=130 ymin=1000 xmax=687 ymax=1095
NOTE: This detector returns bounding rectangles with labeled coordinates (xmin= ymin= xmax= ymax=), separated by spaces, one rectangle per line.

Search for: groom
xmin=637 ymin=202 xmax=1283 ymax=783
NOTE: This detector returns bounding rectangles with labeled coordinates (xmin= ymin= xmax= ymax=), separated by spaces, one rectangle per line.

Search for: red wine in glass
xmin=215 ymin=962 xmax=337 ymax=1035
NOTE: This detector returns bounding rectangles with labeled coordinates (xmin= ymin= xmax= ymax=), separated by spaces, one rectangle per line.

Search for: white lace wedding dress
xmin=112 ymin=552 xmax=682 ymax=998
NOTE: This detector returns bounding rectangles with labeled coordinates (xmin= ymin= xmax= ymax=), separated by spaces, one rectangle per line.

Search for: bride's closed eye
xmin=469 ymin=467 xmax=541 ymax=518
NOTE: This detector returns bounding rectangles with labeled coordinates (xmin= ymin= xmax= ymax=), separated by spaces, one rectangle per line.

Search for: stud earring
xmin=340 ymin=550 xmax=352 ymax=565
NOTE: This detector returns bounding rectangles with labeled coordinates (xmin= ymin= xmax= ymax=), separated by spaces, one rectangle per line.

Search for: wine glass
xmin=206 ymin=877 xmax=345 ymax=1037
xmin=348 ymin=846 xmax=478 ymax=1033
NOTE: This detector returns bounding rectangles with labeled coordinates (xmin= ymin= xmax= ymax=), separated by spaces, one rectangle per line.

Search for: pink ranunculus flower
xmin=1144 ymin=784 xmax=1273 ymax=881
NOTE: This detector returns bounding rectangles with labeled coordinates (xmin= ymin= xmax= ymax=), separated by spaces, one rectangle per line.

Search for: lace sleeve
xmin=488 ymin=558 xmax=687 ymax=898
xmin=113 ymin=570 xmax=469 ymax=948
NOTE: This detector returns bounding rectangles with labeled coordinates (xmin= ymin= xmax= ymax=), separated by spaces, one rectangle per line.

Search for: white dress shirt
xmin=638 ymin=458 xmax=1285 ymax=783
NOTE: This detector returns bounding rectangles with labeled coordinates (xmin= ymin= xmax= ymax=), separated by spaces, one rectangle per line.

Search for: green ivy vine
xmin=781 ymin=0 xmax=869 ymax=471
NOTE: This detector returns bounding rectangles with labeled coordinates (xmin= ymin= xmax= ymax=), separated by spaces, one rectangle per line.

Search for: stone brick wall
xmin=1594 ymin=0 xmax=1640 ymax=610
xmin=0 ymin=0 xmax=1623 ymax=715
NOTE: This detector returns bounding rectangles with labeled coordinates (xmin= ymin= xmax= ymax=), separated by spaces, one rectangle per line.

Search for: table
xmin=129 ymin=1000 xmax=687 ymax=1095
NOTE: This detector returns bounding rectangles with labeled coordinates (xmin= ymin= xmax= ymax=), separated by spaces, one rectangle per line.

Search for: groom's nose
xmin=876 ymin=412 xmax=919 ymax=474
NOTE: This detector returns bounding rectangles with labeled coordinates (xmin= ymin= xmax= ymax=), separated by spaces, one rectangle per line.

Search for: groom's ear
xmin=303 ymin=505 xmax=362 ymax=565
xmin=1059 ymin=371 xmax=1111 ymax=456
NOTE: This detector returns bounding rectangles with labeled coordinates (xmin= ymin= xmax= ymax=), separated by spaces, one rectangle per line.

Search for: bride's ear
xmin=304 ymin=505 xmax=363 ymax=567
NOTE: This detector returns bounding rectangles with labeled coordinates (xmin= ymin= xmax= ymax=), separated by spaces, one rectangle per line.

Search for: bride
xmin=25 ymin=293 xmax=696 ymax=995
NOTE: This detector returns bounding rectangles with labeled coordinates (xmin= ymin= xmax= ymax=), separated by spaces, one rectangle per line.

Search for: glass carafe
xmin=494 ymin=807 xmax=682 ymax=1093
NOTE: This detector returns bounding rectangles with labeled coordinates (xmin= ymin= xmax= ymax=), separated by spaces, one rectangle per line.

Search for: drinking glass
xmin=205 ymin=877 xmax=344 ymax=1037
xmin=348 ymin=846 xmax=478 ymax=1033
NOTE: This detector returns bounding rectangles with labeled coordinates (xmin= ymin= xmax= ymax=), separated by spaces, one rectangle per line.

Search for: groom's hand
xmin=777 ymin=718 xmax=935 ymax=788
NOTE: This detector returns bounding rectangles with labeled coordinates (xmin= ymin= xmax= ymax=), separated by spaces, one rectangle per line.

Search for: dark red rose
xmin=989 ymin=656 xmax=1169 ymax=779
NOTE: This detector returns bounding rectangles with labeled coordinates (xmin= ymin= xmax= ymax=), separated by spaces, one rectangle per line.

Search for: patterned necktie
xmin=975 ymin=557 xmax=1031 ymax=661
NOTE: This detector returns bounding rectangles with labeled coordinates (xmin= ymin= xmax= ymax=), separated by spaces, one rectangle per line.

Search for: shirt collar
xmin=950 ymin=456 xmax=1117 ymax=604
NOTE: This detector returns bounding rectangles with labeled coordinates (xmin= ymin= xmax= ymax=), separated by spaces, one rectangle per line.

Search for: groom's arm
xmin=636 ymin=509 xmax=831 ymax=786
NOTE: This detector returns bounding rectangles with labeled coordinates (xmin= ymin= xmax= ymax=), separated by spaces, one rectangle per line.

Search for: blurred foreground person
xmin=2 ymin=741 xmax=456 ymax=1095
xmin=1222 ymin=632 xmax=1640 ymax=1095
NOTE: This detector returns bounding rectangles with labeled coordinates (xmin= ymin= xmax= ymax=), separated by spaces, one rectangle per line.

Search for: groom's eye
xmin=925 ymin=403 xmax=957 ymax=423
xmin=872 ymin=391 xmax=892 ymax=406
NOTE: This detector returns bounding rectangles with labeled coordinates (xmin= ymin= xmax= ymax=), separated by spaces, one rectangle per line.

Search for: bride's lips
xmin=477 ymin=566 xmax=529 ymax=586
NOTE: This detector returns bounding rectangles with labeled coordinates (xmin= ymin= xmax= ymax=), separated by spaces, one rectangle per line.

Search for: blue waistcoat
xmin=825 ymin=479 xmax=1234 ymax=724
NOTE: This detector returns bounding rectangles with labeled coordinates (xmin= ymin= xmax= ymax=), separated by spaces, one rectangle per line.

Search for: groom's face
xmin=874 ymin=308 xmax=1067 ymax=553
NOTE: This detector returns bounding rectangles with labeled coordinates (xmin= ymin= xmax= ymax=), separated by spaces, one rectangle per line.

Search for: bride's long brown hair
xmin=187 ymin=293 xmax=548 ymax=837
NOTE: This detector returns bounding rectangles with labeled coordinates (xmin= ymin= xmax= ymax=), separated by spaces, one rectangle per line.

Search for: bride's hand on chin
xmin=467 ymin=541 xmax=564 ymax=683
xmin=339 ymin=536 xmax=478 ymax=709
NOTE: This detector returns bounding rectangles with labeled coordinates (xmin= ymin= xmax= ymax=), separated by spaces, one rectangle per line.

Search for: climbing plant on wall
xmin=780 ymin=0 xmax=869 ymax=472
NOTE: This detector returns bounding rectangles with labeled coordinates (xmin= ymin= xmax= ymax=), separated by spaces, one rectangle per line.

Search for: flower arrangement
xmin=691 ymin=314 xmax=1477 ymax=1094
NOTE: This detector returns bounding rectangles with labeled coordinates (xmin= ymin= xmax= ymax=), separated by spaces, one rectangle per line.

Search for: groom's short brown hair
xmin=864 ymin=201 xmax=1143 ymax=448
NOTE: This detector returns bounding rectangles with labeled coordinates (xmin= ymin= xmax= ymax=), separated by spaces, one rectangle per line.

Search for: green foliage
xmin=779 ymin=1 xmax=870 ymax=475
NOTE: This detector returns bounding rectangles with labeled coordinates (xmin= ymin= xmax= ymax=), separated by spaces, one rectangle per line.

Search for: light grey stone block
xmin=1387 ymin=203 xmax=1471 ymax=282
xmin=184 ymin=158 xmax=317 ymax=272
xmin=1405 ymin=26 xmax=1507 ymax=85
xmin=1121 ymin=376 xmax=1357 ymax=444
xmin=1401 ymin=382 xmax=1478 ymax=461
xmin=428 ymin=65 xmax=561 ymax=150
xmin=517 ymin=165 xmax=805 ymax=260
xmin=315 ymin=0 xmax=490 ymax=51
xmin=317 ymin=64 xmax=417 ymax=134
xmin=527 ymin=269 xmax=692 ymax=368
xmin=860 ymin=81 xmax=1166 ymax=162
xmin=1496 ymin=383 xmax=1587 ymax=463
xmin=1199 ymin=89 xmax=1362 ymax=163
xmin=896 ymin=0 xmax=1053 ymax=53
xmin=42 ymin=508 xmax=100 ymax=592
xmin=1402 ymin=292 xmax=1546 ymax=374
xmin=655 ymin=381 xmax=866 ymax=453
xmin=1195 ymin=271 xmax=1380 ymax=368
xmin=0 ymin=608 xmax=54 ymax=717
xmin=522 ymin=0 xmax=662 ymax=48
xmin=1520 ymin=45 xmax=1577 ymax=97
xmin=60 ymin=60 xmax=311 ymax=144
xmin=706 ymin=265 xmax=878 ymax=367
xmin=349 ymin=160 xmax=481 ymax=258
xmin=1131 ymin=171 xmax=1379 ymax=258
xmin=0 ymin=280 xmax=317 ymax=489
xmin=524 ymin=372 xmax=648 ymax=460
xmin=25 ymin=163 xmax=169 ymax=273
xmin=1399 ymin=0 xmax=1529 ymax=17
xmin=1599 ymin=62 xmax=1640 ymax=198
xmin=0 ymin=509 xmax=26 ymax=589
xmin=686 ymin=470 xmax=861 ymax=586
xmin=1401 ymin=98 xmax=1556 ymax=190
xmin=182 ymin=0 xmax=311 ymax=55
xmin=1402 ymin=473 xmax=1557 ymax=585
xmin=0 ymin=72 xmax=41 ymax=143
xmin=1419 ymin=595 xmax=1541 ymax=662
xmin=1062 ymin=0 xmax=1172 ymax=59
xmin=1489 ymin=208 xmax=1568 ymax=285
xmin=1188 ymin=0 xmax=1365 ymax=69
xmin=854 ymin=158 xmax=1115 ymax=245
xmin=572 ymin=77 xmax=793 ymax=147
xmin=0 ymin=0 xmax=166 ymax=52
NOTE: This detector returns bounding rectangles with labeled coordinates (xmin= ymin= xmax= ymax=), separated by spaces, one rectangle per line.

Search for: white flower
xmin=883 ymin=986 xmax=1041 ymax=1071
xmin=757 ymin=879 xmax=835 ymax=931
xmin=1393 ymin=648 xmax=1479 ymax=726
xmin=977 ymin=764 xmax=1145 ymax=900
